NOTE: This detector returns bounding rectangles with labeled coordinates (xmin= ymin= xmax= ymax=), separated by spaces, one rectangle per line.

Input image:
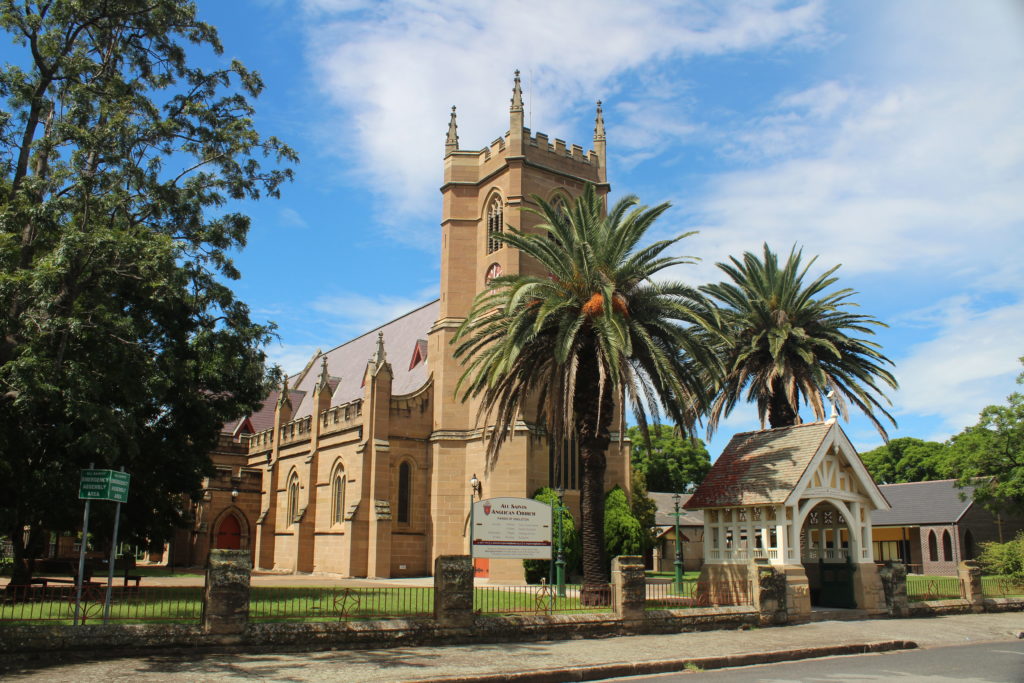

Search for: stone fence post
xmin=959 ymin=560 xmax=983 ymax=611
xmin=203 ymin=549 xmax=251 ymax=635
xmin=752 ymin=559 xmax=788 ymax=625
xmin=611 ymin=555 xmax=646 ymax=621
xmin=878 ymin=561 xmax=909 ymax=617
xmin=434 ymin=555 xmax=474 ymax=627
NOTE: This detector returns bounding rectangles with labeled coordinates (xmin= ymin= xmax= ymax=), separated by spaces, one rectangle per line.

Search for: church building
xmin=177 ymin=73 xmax=630 ymax=581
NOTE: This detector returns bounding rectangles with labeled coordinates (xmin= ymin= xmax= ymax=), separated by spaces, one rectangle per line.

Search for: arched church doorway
xmin=215 ymin=513 xmax=242 ymax=550
xmin=801 ymin=501 xmax=856 ymax=608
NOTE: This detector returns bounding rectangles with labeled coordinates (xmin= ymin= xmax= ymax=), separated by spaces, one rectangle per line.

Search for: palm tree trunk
xmin=768 ymin=377 xmax=798 ymax=428
xmin=578 ymin=438 xmax=608 ymax=604
xmin=575 ymin=349 xmax=613 ymax=605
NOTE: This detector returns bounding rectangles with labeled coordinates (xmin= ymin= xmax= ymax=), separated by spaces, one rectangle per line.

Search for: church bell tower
xmin=427 ymin=72 xmax=612 ymax=574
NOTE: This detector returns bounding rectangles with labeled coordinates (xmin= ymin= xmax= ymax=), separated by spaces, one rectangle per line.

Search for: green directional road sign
xmin=79 ymin=469 xmax=130 ymax=503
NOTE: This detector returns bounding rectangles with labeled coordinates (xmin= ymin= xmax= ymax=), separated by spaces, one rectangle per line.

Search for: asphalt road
xmin=611 ymin=640 xmax=1024 ymax=683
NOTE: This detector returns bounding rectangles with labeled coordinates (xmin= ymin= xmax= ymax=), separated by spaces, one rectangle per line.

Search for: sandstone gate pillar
xmin=611 ymin=555 xmax=646 ymax=621
xmin=434 ymin=555 xmax=474 ymax=627
xmin=203 ymin=549 xmax=251 ymax=635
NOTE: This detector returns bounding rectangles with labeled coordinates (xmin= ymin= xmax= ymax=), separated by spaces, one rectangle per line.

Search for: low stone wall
xmin=2 ymin=554 xmax=1020 ymax=660
xmin=0 ymin=609 xmax=760 ymax=659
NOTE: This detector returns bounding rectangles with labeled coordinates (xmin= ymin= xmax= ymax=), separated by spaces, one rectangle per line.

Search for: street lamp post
xmin=672 ymin=491 xmax=684 ymax=594
xmin=555 ymin=487 xmax=566 ymax=598
xmin=469 ymin=474 xmax=481 ymax=557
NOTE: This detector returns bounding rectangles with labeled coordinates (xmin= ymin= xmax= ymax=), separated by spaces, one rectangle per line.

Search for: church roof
xmin=872 ymin=479 xmax=977 ymax=526
xmin=289 ymin=299 xmax=439 ymax=419
xmin=685 ymin=422 xmax=833 ymax=509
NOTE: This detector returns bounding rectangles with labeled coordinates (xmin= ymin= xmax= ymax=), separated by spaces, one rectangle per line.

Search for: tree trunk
xmin=575 ymin=347 xmax=614 ymax=605
xmin=768 ymin=377 xmax=798 ymax=428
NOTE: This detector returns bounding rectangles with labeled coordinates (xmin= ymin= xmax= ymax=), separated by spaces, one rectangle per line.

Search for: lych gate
xmin=686 ymin=420 xmax=891 ymax=616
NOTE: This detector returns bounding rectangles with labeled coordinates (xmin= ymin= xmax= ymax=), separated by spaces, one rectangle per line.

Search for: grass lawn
xmin=646 ymin=570 xmax=701 ymax=581
xmin=0 ymin=586 xmax=203 ymax=625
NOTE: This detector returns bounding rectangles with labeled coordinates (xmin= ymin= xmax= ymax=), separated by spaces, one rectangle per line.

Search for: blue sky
xmin=44 ymin=1 xmax=1024 ymax=457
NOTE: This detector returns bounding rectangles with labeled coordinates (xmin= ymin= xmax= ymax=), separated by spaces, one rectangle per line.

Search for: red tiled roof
xmin=685 ymin=422 xmax=832 ymax=509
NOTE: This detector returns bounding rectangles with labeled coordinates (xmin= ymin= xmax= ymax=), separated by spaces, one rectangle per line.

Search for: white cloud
xmin=671 ymin=3 xmax=1024 ymax=293
xmin=892 ymin=297 xmax=1024 ymax=435
xmin=299 ymin=0 xmax=826 ymax=236
xmin=277 ymin=207 xmax=309 ymax=229
xmin=310 ymin=291 xmax=434 ymax=336
xmin=265 ymin=342 xmax=322 ymax=375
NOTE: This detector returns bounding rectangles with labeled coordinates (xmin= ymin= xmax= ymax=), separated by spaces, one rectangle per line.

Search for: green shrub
xmin=604 ymin=485 xmax=643 ymax=569
xmin=522 ymin=488 xmax=580 ymax=584
xmin=977 ymin=531 xmax=1024 ymax=580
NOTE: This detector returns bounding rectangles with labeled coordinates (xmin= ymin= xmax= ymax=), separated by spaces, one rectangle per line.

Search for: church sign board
xmin=471 ymin=497 xmax=552 ymax=560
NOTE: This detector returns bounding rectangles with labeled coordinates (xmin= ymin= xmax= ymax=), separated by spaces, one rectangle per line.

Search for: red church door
xmin=215 ymin=514 xmax=242 ymax=549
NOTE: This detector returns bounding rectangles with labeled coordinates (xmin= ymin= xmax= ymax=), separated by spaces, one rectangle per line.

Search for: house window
xmin=287 ymin=472 xmax=300 ymax=527
xmin=398 ymin=462 xmax=411 ymax=524
xmin=331 ymin=465 xmax=346 ymax=526
xmin=486 ymin=196 xmax=503 ymax=254
xmin=942 ymin=530 xmax=953 ymax=561
xmin=927 ymin=530 xmax=938 ymax=562
xmin=963 ymin=530 xmax=975 ymax=560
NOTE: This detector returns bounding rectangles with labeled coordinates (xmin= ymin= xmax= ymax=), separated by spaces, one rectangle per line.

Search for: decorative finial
xmin=510 ymin=69 xmax=523 ymax=113
xmin=371 ymin=331 xmax=387 ymax=366
xmin=827 ymin=390 xmax=838 ymax=420
xmin=594 ymin=100 xmax=605 ymax=141
xmin=278 ymin=375 xmax=291 ymax=406
xmin=316 ymin=355 xmax=330 ymax=391
xmin=445 ymin=105 xmax=459 ymax=153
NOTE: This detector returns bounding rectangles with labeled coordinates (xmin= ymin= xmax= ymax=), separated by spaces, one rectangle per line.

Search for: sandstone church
xmin=173 ymin=73 xmax=630 ymax=581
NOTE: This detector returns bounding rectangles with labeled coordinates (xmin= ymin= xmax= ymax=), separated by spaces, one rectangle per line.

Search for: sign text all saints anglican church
xmin=471 ymin=497 xmax=552 ymax=560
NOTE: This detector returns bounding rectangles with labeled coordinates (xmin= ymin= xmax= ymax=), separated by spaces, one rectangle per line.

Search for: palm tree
xmin=700 ymin=244 xmax=898 ymax=439
xmin=453 ymin=185 xmax=715 ymax=600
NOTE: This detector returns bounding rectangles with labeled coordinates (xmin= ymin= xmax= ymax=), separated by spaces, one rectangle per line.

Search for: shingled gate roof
xmin=685 ymin=422 xmax=833 ymax=509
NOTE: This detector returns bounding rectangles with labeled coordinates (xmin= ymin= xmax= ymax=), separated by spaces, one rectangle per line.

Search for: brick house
xmin=178 ymin=74 xmax=630 ymax=581
xmin=871 ymin=479 xmax=1024 ymax=576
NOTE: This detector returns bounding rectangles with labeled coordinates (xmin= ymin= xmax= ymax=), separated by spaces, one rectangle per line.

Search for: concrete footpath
xmin=2 ymin=612 xmax=1022 ymax=682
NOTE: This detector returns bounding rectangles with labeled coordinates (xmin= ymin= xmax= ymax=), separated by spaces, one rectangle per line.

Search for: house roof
xmin=649 ymin=492 xmax=704 ymax=526
xmin=288 ymin=299 xmax=439 ymax=419
xmin=685 ymin=422 xmax=833 ymax=509
xmin=871 ymin=479 xmax=976 ymax=526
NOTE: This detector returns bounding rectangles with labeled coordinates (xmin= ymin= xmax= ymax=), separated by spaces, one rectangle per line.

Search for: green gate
xmin=818 ymin=558 xmax=857 ymax=608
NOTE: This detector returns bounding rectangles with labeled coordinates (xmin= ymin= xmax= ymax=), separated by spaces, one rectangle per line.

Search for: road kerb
xmin=407 ymin=640 xmax=919 ymax=683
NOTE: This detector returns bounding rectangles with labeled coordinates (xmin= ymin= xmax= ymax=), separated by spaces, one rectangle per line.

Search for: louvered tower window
xmin=487 ymin=196 xmax=503 ymax=253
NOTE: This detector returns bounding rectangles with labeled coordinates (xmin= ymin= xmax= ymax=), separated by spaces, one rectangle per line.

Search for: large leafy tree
xmin=627 ymin=424 xmax=711 ymax=493
xmin=453 ymin=184 xmax=714 ymax=600
xmin=0 ymin=1 xmax=295 ymax=584
xmin=860 ymin=437 xmax=951 ymax=484
xmin=947 ymin=358 xmax=1024 ymax=514
xmin=700 ymin=244 xmax=898 ymax=439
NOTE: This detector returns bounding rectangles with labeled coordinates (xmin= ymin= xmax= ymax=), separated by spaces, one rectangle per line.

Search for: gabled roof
xmin=649 ymin=492 xmax=705 ymax=526
xmin=685 ymin=422 xmax=833 ymax=509
xmin=288 ymin=299 xmax=439 ymax=419
xmin=872 ymin=479 xmax=976 ymax=526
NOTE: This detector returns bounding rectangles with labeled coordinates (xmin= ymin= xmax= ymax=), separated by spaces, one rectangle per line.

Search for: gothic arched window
xmin=927 ymin=530 xmax=938 ymax=562
xmin=963 ymin=529 xmax=975 ymax=560
xmin=331 ymin=464 xmax=346 ymax=526
xmin=397 ymin=462 xmax=412 ymax=524
xmin=942 ymin=529 xmax=953 ymax=561
xmin=486 ymin=195 xmax=503 ymax=254
xmin=287 ymin=472 xmax=300 ymax=527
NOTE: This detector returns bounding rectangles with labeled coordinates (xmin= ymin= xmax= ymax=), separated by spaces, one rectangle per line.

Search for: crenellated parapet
xmin=319 ymin=398 xmax=364 ymax=436
xmin=278 ymin=415 xmax=313 ymax=446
